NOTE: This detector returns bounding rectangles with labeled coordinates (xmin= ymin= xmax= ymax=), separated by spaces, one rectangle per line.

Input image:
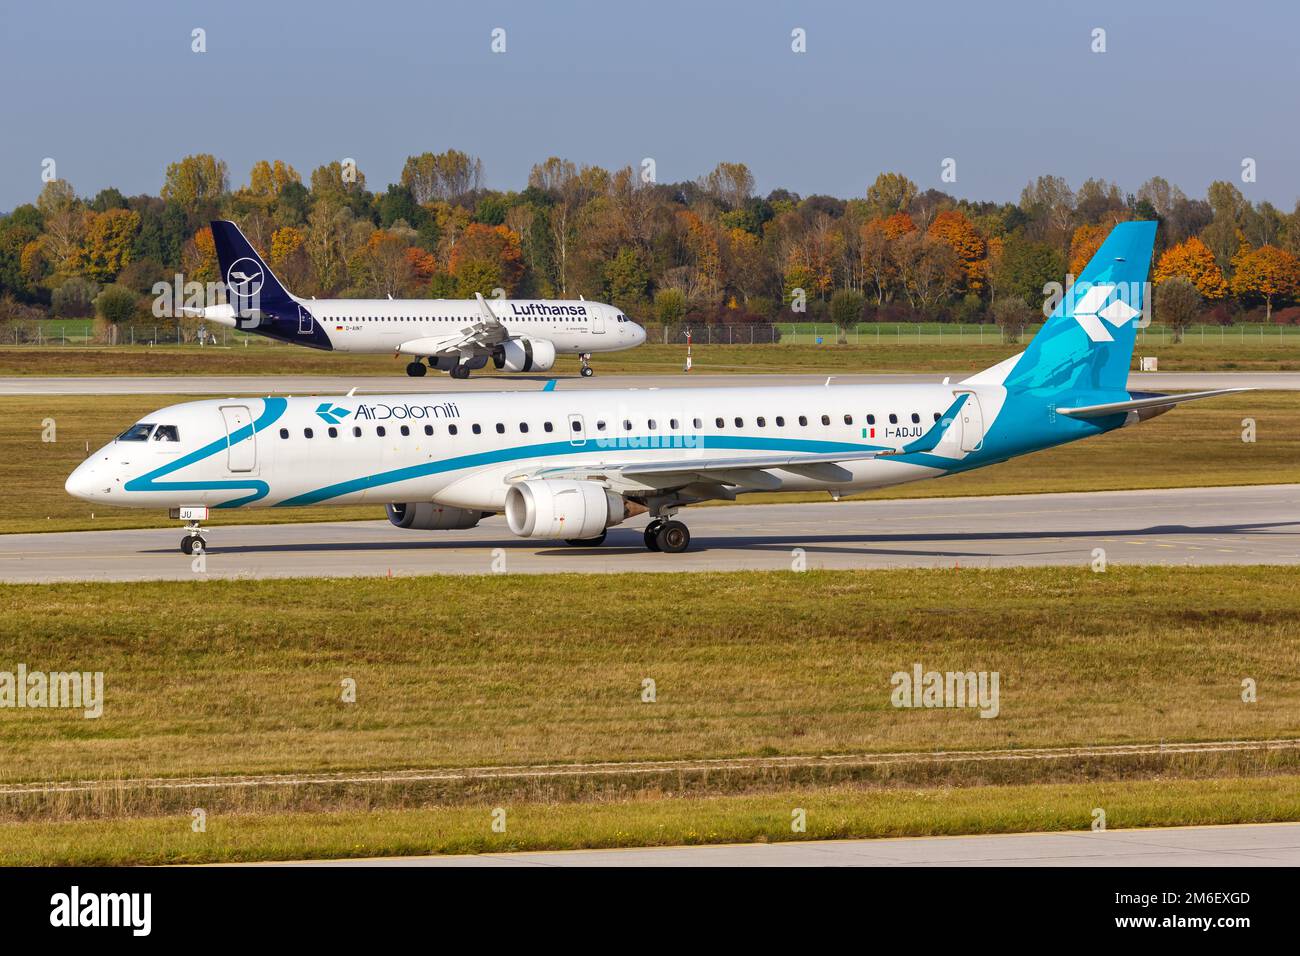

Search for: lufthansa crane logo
xmin=1070 ymin=282 xmax=1142 ymax=343
xmin=225 ymin=257 xmax=264 ymax=300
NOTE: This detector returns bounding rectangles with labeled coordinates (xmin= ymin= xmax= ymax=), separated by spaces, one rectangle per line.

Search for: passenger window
xmin=376 ymin=426 xmax=386 ymax=437
xmin=596 ymin=421 xmax=606 ymax=431
xmin=734 ymin=417 xmax=744 ymax=428
xmin=933 ymin=412 xmax=941 ymax=422
xmin=519 ymin=423 xmax=529 ymax=433
xmin=472 ymin=424 xmax=482 ymax=435
xmin=670 ymin=419 xmax=679 ymax=429
xmin=543 ymin=422 xmax=553 ymax=432
xmin=624 ymin=420 xmax=633 ymax=431
xmin=400 ymin=425 xmax=410 ymax=436
xmin=889 ymin=414 xmax=898 ymax=424
xmin=279 ymin=428 xmax=289 ymax=439
xmin=495 ymin=423 xmax=505 ymax=434
xmin=756 ymin=417 xmax=766 ymax=427
xmin=304 ymin=428 xmax=314 ymax=439
xmin=647 ymin=419 xmax=657 ymax=430
xmin=842 ymin=414 xmax=852 ymax=425
xmin=328 ymin=427 xmax=338 ymax=438
xmin=118 ymin=423 xmax=154 ymax=441
xmin=693 ymin=418 xmax=702 ymax=429
xmin=867 ymin=414 xmax=876 ymax=425
xmin=448 ymin=424 xmax=458 ymax=436
xmin=353 ymin=426 xmax=362 ymax=437
xmin=820 ymin=415 xmax=830 ymax=426
xmin=775 ymin=416 xmax=785 ymax=427
xmin=715 ymin=417 xmax=725 ymax=428
xmin=153 ymin=425 xmax=179 ymax=442
xmin=424 ymin=424 xmax=434 ymax=435
xmin=798 ymin=416 xmax=808 ymax=427
xmin=911 ymin=412 xmax=921 ymax=424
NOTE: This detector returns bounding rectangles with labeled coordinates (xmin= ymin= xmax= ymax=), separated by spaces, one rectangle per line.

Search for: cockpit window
xmin=153 ymin=425 xmax=180 ymax=442
xmin=118 ymin=423 xmax=154 ymax=441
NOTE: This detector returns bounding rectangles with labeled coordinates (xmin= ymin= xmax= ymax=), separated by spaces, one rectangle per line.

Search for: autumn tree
xmin=1067 ymin=223 xmax=1108 ymax=277
xmin=828 ymin=288 xmax=865 ymax=343
xmin=1155 ymin=276 xmax=1202 ymax=343
xmin=865 ymin=173 xmax=917 ymax=219
xmin=401 ymin=150 xmax=483 ymax=203
xmin=701 ymin=162 xmax=755 ymax=210
xmin=927 ymin=210 xmax=987 ymax=293
xmin=448 ymin=223 xmax=524 ymax=297
xmin=1232 ymin=245 xmax=1300 ymax=320
xmin=80 ymin=208 xmax=141 ymax=282
xmin=1154 ymin=237 xmax=1229 ymax=299
xmin=161 ymin=154 xmax=229 ymax=207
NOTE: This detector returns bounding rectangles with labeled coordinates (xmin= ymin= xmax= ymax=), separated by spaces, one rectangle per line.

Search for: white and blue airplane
xmin=69 ymin=222 xmax=1245 ymax=555
xmin=189 ymin=220 xmax=645 ymax=378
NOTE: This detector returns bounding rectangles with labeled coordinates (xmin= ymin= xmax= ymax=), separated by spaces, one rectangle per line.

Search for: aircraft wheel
xmin=565 ymin=531 xmax=606 ymax=547
xmin=580 ymin=366 xmax=595 ymax=377
xmin=406 ymin=361 xmax=427 ymax=377
xmin=655 ymin=520 xmax=690 ymax=554
xmin=450 ymin=365 xmax=471 ymax=379
xmin=643 ymin=519 xmax=664 ymax=552
xmin=180 ymin=534 xmax=206 ymax=555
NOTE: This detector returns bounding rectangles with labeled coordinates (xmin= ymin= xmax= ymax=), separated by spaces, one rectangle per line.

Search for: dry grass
xmin=1 ymin=567 xmax=1297 ymax=784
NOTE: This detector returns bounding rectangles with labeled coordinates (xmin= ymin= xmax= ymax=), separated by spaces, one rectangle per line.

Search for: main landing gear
xmin=180 ymin=521 xmax=207 ymax=555
xmin=450 ymin=364 xmax=472 ymax=380
xmin=579 ymin=352 xmax=595 ymax=378
xmin=643 ymin=517 xmax=690 ymax=553
xmin=405 ymin=360 xmax=428 ymax=377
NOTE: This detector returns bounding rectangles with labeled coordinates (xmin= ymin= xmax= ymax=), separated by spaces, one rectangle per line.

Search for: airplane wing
xmin=1056 ymin=388 xmax=1251 ymax=419
xmin=394 ymin=293 xmax=510 ymax=357
xmin=519 ymin=400 xmax=965 ymax=491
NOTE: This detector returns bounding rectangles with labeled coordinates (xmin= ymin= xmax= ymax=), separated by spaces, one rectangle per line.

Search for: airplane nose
xmin=65 ymin=460 xmax=100 ymax=501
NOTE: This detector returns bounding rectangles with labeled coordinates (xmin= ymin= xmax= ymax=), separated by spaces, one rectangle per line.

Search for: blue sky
xmin=1 ymin=0 xmax=1295 ymax=211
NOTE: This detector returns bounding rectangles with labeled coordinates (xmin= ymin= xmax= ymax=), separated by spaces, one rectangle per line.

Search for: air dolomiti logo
xmin=1070 ymin=282 xmax=1143 ymax=343
xmin=321 ymin=401 xmax=463 ymax=422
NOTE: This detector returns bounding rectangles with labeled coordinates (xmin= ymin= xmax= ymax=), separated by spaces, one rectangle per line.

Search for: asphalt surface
xmin=3 ymin=371 xmax=1297 ymax=395
xmin=4 ymin=484 xmax=1297 ymax=582
xmin=294 ymin=822 xmax=1300 ymax=867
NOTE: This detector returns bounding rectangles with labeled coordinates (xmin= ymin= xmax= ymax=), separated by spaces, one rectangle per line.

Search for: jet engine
xmin=493 ymin=337 xmax=557 ymax=373
xmin=386 ymin=502 xmax=486 ymax=531
xmin=504 ymin=480 xmax=628 ymax=539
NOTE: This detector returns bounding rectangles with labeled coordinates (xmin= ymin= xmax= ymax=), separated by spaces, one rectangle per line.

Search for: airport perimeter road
xmin=3 ymin=484 xmax=1296 ymax=582
xmin=293 ymin=822 xmax=1300 ymax=867
xmin=2 ymin=371 xmax=1298 ymax=395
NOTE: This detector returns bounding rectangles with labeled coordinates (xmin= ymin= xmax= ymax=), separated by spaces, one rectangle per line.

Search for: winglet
xmin=474 ymin=292 xmax=501 ymax=324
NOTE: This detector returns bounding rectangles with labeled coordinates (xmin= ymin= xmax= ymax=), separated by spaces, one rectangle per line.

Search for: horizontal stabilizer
xmin=1057 ymin=388 xmax=1251 ymax=419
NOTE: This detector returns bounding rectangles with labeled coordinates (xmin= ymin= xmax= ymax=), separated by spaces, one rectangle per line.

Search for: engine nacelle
xmin=504 ymin=480 xmax=626 ymax=539
xmin=386 ymin=502 xmax=485 ymax=531
xmin=493 ymin=337 xmax=557 ymax=373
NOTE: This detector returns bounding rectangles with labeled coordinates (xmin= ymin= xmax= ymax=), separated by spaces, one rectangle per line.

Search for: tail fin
xmin=1003 ymin=220 xmax=1157 ymax=398
xmin=210 ymin=220 xmax=296 ymax=313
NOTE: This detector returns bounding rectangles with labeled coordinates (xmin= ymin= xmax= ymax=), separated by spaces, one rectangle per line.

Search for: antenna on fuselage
xmin=347 ymin=386 xmax=358 ymax=396
xmin=824 ymin=376 xmax=834 ymax=387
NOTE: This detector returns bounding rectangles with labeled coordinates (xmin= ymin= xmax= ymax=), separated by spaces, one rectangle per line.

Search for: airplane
xmin=68 ymin=221 xmax=1247 ymax=556
xmin=186 ymin=220 xmax=646 ymax=378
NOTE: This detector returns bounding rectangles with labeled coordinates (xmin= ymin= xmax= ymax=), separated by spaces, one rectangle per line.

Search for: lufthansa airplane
xmin=189 ymin=220 xmax=645 ymax=378
xmin=70 ymin=222 xmax=1244 ymax=555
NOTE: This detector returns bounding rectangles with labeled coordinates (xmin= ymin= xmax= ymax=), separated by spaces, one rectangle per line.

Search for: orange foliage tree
xmin=1231 ymin=245 xmax=1300 ymax=320
xmin=1154 ymin=237 xmax=1229 ymax=299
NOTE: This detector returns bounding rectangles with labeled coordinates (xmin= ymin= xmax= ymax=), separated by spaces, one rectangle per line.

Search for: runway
xmin=295 ymin=822 xmax=1300 ymax=867
xmin=2 ymin=370 xmax=1297 ymax=395
xmin=3 ymin=484 xmax=1297 ymax=582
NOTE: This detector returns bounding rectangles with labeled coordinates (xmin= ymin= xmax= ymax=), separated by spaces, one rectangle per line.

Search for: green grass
xmin=4 ymin=391 xmax=1296 ymax=534
xmin=3 ymin=775 xmax=1298 ymax=865
xmin=2 ymin=567 xmax=1298 ymax=783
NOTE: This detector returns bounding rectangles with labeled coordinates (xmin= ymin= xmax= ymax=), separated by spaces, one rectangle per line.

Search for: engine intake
xmin=493 ymin=337 xmax=557 ymax=373
xmin=504 ymin=480 xmax=626 ymax=539
xmin=386 ymin=502 xmax=485 ymax=531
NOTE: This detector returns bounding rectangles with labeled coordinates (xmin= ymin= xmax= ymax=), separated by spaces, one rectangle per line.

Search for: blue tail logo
xmin=1070 ymin=282 xmax=1143 ymax=343
xmin=315 ymin=403 xmax=351 ymax=425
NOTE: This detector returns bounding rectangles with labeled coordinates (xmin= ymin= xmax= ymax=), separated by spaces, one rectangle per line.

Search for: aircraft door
xmin=956 ymin=391 xmax=985 ymax=452
xmin=220 ymin=404 xmax=257 ymax=472
xmin=590 ymin=309 xmax=606 ymax=334
xmin=298 ymin=305 xmax=314 ymax=335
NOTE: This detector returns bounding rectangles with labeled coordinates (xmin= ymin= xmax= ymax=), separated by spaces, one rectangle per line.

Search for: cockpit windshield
xmin=118 ymin=423 xmax=155 ymax=441
xmin=153 ymin=425 xmax=180 ymax=442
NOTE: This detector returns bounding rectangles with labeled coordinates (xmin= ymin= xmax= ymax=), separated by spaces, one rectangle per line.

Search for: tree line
xmin=2 ymin=150 xmax=1299 ymax=341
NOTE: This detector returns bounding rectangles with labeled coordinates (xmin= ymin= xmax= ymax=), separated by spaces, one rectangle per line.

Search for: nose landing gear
xmin=180 ymin=521 xmax=207 ymax=555
xmin=579 ymin=352 xmax=595 ymax=378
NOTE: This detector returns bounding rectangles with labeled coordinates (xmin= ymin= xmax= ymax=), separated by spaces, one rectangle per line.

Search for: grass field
xmin=3 ymin=775 xmax=1299 ymax=865
xmin=1 ymin=566 xmax=1297 ymax=862
xmin=2 ymin=336 xmax=1300 ymax=377
xmin=4 ymin=390 xmax=1295 ymax=534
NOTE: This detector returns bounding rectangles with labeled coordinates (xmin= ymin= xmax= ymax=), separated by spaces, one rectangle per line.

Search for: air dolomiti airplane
xmin=190 ymin=220 xmax=645 ymax=378
xmin=70 ymin=222 xmax=1245 ymax=555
